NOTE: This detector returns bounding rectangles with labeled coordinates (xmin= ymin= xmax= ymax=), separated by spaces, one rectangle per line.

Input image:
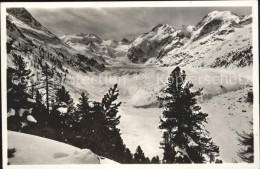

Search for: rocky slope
xmin=6 ymin=8 xmax=105 ymax=73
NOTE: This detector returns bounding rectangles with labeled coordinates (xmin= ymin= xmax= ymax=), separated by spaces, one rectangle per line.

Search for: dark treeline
xmin=211 ymin=45 xmax=253 ymax=68
xmin=7 ymin=53 xmax=154 ymax=164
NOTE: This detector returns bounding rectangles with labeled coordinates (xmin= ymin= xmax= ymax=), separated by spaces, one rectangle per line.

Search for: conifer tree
xmin=7 ymin=39 xmax=15 ymax=54
xmin=145 ymin=157 xmax=151 ymax=164
xmin=56 ymin=85 xmax=74 ymax=113
xmin=74 ymin=92 xmax=94 ymax=148
xmin=151 ymin=156 xmax=160 ymax=164
xmin=32 ymin=62 xmax=61 ymax=113
xmin=31 ymin=90 xmax=48 ymax=122
xmin=90 ymin=84 xmax=125 ymax=161
xmin=162 ymin=143 xmax=176 ymax=163
xmin=77 ymin=92 xmax=90 ymax=117
xmin=7 ymin=54 xmax=27 ymax=106
xmin=50 ymin=85 xmax=74 ymax=142
xmin=133 ymin=146 xmax=147 ymax=164
xmin=84 ymin=84 xmax=131 ymax=164
xmin=237 ymin=123 xmax=254 ymax=163
xmin=7 ymin=53 xmax=35 ymax=130
xmin=123 ymin=148 xmax=133 ymax=164
xmin=12 ymin=53 xmax=26 ymax=75
xmin=158 ymin=66 xmax=219 ymax=163
xmin=101 ymin=84 xmax=121 ymax=130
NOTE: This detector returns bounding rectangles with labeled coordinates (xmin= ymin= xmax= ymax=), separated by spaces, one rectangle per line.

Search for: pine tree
xmin=108 ymin=132 xmax=127 ymax=162
xmin=8 ymin=148 xmax=16 ymax=158
xmin=32 ymin=62 xmax=61 ymax=114
xmin=83 ymin=84 xmax=132 ymax=164
xmin=158 ymin=66 xmax=219 ymax=163
xmin=31 ymin=90 xmax=48 ymax=122
xmin=101 ymin=84 xmax=121 ymax=130
xmin=133 ymin=146 xmax=147 ymax=164
xmin=7 ymin=53 xmax=36 ymax=130
xmin=145 ymin=157 xmax=151 ymax=164
xmin=237 ymin=123 xmax=254 ymax=163
xmin=56 ymin=85 xmax=74 ymax=113
xmin=50 ymin=85 xmax=74 ymax=142
xmin=162 ymin=143 xmax=176 ymax=163
xmin=7 ymin=39 xmax=15 ymax=54
xmin=151 ymin=156 xmax=160 ymax=164
xmin=90 ymin=84 xmax=126 ymax=162
xmin=12 ymin=53 xmax=26 ymax=75
xmin=123 ymin=148 xmax=133 ymax=164
xmin=74 ymin=92 xmax=94 ymax=148
xmin=77 ymin=92 xmax=90 ymax=116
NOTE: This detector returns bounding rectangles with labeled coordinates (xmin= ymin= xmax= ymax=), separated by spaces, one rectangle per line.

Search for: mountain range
xmin=7 ymin=8 xmax=252 ymax=71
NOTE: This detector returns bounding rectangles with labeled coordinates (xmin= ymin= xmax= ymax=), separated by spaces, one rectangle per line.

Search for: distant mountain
xmin=60 ymin=33 xmax=130 ymax=65
xmin=121 ymin=38 xmax=131 ymax=45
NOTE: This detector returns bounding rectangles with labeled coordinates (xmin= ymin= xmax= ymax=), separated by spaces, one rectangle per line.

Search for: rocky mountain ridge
xmin=7 ymin=8 xmax=252 ymax=71
xmin=7 ymin=8 xmax=105 ymax=74
xmin=126 ymin=11 xmax=252 ymax=67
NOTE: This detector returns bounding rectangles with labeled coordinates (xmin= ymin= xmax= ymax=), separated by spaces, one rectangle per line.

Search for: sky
xmin=27 ymin=7 xmax=251 ymax=41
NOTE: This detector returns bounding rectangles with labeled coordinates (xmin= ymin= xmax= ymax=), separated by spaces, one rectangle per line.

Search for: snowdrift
xmin=8 ymin=131 xmax=118 ymax=164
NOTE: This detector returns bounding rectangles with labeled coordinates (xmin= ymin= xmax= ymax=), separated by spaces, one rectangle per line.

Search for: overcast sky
xmin=27 ymin=7 xmax=251 ymax=41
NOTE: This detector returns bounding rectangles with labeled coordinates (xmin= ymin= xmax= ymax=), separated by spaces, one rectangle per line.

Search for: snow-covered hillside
xmin=202 ymin=86 xmax=253 ymax=162
xmin=8 ymin=131 xmax=118 ymax=164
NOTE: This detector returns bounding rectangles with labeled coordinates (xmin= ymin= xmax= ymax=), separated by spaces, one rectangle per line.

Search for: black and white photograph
xmin=1 ymin=1 xmax=259 ymax=168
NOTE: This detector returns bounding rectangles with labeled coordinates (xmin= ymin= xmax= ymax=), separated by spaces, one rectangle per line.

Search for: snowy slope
xmin=8 ymin=131 xmax=118 ymax=164
xmin=202 ymin=86 xmax=253 ymax=163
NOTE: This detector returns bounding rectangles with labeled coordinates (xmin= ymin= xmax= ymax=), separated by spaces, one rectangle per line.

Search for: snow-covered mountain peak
xmin=183 ymin=25 xmax=196 ymax=32
xmin=197 ymin=10 xmax=240 ymax=29
xmin=208 ymin=10 xmax=236 ymax=17
xmin=127 ymin=10 xmax=252 ymax=67
xmin=74 ymin=33 xmax=101 ymax=39
xmin=151 ymin=23 xmax=175 ymax=34
xmin=121 ymin=38 xmax=131 ymax=45
xmin=60 ymin=33 xmax=103 ymax=45
xmin=74 ymin=32 xmax=88 ymax=37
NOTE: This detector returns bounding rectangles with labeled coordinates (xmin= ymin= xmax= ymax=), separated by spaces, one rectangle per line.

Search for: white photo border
xmin=1 ymin=1 xmax=259 ymax=169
